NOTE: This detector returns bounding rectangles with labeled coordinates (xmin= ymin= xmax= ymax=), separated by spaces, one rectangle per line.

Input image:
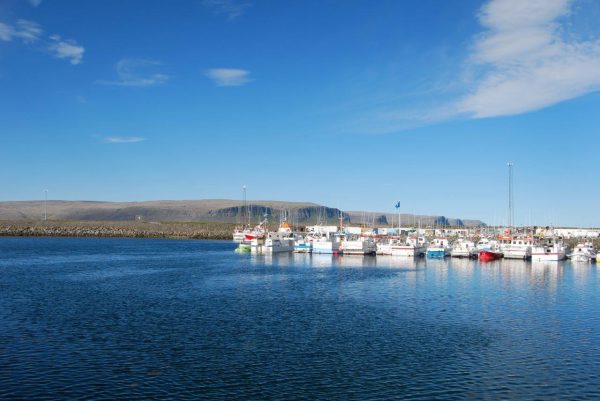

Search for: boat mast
xmin=395 ymin=200 xmax=401 ymax=238
xmin=507 ymin=162 xmax=514 ymax=230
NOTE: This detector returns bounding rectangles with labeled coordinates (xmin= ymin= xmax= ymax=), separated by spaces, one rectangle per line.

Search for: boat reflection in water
xmin=244 ymin=251 xmax=590 ymax=292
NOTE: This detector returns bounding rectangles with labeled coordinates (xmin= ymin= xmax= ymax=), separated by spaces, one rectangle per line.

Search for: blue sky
xmin=1 ymin=0 xmax=600 ymax=227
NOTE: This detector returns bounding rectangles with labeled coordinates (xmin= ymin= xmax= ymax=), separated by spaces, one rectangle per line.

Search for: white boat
xmin=531 ymin=237 xmax=568 ymax=261
xmin=450 ymin=239 xmax=477 ymax=258
xmin=391 ymin=236 xmax=427 ymax=257
xmin=312 ymin=233 xmax=343 ymax=254
xmin=342 ymin=235 xmax=377 ymax=255
xmin=498 ymin=235 xmax=533 ymax=260
xmin=233 ymin=228 xmax=246 ymax=243
xmin=568 ymin=242 xmax=596 ymax=262
xmin=293 ymin=233 xmax=315 ymax=253
xmin=376 ymin=239 xmax=394 ymax=255
xmin=251 ymin=218 xmax=295 ymax=254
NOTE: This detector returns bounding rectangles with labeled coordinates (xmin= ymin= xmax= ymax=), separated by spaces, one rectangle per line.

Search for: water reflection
xmin=3 ymin=238 xmax=600 ymax=400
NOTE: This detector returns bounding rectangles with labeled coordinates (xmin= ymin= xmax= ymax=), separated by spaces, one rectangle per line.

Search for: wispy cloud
xmin=29 ymin=0 xmax=43 ymax=7
xmin=205 ymin=68 xmax=250 ymax=86
xmin=98 ymin=58 xmax=170 ymax=87
xmin=103 ymin=136 xmax=147 ymax=144
xmin=0 ymin=19 xmax=42 ymax=43
xmin=48 ymin=34 xmax=84 ymax=65
xmin=455 ymin=0 xmax=600 ymax=118
xmin=349 ymin=0 xmax=600 ymax=134
xmin=0 ymin=19 xmax=84 ymax=65
xmin=202 ymin=0 xmax=250 ymax=20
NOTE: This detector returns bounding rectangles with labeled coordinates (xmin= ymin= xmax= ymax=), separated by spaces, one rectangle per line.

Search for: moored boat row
xmin=234 ymin=224 xmax=589 ymax=262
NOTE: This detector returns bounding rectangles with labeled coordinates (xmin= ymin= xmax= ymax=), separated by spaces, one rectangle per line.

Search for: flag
xmin=395 ymin=201 xmax=401 ymax=209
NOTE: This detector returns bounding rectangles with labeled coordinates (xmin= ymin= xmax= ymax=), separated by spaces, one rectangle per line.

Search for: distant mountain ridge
xmin=0 ymin=200 xmax=486 ymax=227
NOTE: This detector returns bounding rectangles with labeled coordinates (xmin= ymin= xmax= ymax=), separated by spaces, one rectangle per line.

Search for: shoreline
xmin=0 ymin=220 xmax=236 ymax=241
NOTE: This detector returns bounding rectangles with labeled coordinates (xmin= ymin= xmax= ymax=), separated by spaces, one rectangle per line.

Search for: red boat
xmin=479 ymin=249 xmax=503 ymax=262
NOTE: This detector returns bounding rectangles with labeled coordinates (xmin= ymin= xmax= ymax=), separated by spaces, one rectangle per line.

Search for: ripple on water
xmin=1 ymin=238 xmax=600 ymax=400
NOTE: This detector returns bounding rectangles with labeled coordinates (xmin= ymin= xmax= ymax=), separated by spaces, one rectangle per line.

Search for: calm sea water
xmin=1 ymin=237 xmax=600 ymax=400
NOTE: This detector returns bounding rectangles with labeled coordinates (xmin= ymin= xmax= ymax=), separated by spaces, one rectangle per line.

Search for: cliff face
xmin=0 ymin=200 xmax=486 ymax=227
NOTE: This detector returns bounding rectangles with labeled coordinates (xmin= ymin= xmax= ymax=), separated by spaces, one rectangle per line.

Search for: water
xmin=1 ymin=237 xmax=600 ymax=400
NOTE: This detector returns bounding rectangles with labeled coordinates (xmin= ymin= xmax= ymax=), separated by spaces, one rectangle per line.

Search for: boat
xmin=478 ymin=249 xmax=503 ymax=262
xmin=293 ymin=234 xmax=314 ymax=253
xmin=531 ymin=236 xmax=568 ymax=261
xmin=376 ymin=238 xmax=394 ymax=255
xmin=342 ymin=235 xmax=377 ymax=255
xmin=476 ymin=237 xmax=503 ymax=262
xmin=312 ymin=232 xmax=343 ymax=254
xmin=498 ymin=235 xmax=533 ymax=260
xmin=391 ymin=236 xmax=427 ymax=257
xmin=250 ymin=215 xmax=295 ymax=254
xmin=450 ymin=239 xmax=477 ymax=258
xmin=233 ymin=228 xmax=246 ymax=243
xmin=568 ymin=242 xmax=596 ymax=262
xmin=426 ymin=238 xmax=450 ymax=258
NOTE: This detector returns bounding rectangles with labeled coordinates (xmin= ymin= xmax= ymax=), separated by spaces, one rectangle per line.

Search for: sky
xmin=1 ymin=0 xmax=600 ymax=227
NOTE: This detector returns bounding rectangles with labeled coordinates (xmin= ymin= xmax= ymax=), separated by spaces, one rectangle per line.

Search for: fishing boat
xmin=478 ymin=248 xmax=503 ymax=262
xmin=293 ymin=234 xmax=314 ymax=253
xmin=392 ymin=236 xmax=427 ymax=257
xmin=531 ymin=236 xmax=568 ymax=261
xmin=233 ymin=228 xmax=246 ymax=243
xmin=426 ymin=238 xmax=450 ymax=258
xmin=451 ymin=239 xmax=478 ymax=258
xmin=376 ymin=238 xmax=395 ymax=255
xmin=476 ymin=237 xmax=503 ymax=262
xmin=250 ymin=215 xmax=295 ymax=254
xmin=498 ymin=235 xmax=533 ymax=260
xmin=568 ymin=242 xmax=596 ymax=262
xmin=312 ymin=232 xmax=343 ymax=254
xmin=342 ymin=235 xmax=377 ymax=255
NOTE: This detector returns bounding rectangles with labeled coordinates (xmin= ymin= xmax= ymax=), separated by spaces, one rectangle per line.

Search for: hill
xmin=0 ymin=200 xmax=486 ymax=227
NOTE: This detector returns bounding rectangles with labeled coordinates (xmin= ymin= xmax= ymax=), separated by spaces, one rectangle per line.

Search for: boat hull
xmin=569 ymin=253 xmax=591 ymax=262
xmin=392 ymin=246 xmax=419 ymax=257
xmin=426 ymin=249 xmax=447 ymax=259
xmin=293 ymin=244 xmax=312 ymax=253
xmin=479 ymin=250 xmax=503 ymax=262
xmin=312 ymin=241 xmax=341 ymax=254
xmin=531 ymin=252 xmax=566 ymax=262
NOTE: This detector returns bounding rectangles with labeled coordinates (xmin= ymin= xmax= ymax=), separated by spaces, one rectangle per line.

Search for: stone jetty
xmin=0 ymin=220 xmax=235 ymax=240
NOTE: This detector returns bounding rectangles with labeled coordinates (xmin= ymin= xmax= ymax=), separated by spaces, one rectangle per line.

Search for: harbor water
xmin=1 ymin=237 xmax=600 ymax=400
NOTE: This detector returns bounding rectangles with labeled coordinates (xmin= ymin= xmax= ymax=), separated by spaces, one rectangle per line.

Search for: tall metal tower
xmin=507 ymin=162 xmax=514 ymax=228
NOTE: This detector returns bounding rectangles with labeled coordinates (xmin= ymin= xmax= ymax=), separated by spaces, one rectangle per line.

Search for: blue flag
xmin=395 ymin=201 xmax=401 ymax=209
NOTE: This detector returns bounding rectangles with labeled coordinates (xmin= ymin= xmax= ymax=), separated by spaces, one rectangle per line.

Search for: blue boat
xmin=426 ymin=238 xmax=450 ymax=258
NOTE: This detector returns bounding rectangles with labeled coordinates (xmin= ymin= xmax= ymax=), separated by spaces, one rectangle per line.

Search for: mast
xmin=507 ymin=162 xmax=514 ymax=229
xmin=395 ymin=201 xmax=401 ymax=237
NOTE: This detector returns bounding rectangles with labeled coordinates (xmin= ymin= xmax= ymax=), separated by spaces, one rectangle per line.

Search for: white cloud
xmin=103 ymin=136 xmax=147 ymax=144
xmin=456 ymin=0 xmax=600 ymax=118
xmin=0 ymin=19 xmax=42 ymax=43
xmin=202 ymin=0 xmax=250 ymax=20
xmin=0 ymin=20 xmax=84 ymax=66
xmin=98 ymin=58 xmax=170 ymax=87
xmin=29 ymin=0 xmax=43 ymax=7
xmin=0 ymin=23 xmax=11 ymax=41
xmin=48 ymin=34 xmax=84 ymax=65
xmin=205 ymin=68 xmax=250 ymax=86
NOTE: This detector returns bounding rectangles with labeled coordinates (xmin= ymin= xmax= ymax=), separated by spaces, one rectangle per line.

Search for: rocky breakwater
xmin=0 ymin=220 xmax=235 ymax=240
